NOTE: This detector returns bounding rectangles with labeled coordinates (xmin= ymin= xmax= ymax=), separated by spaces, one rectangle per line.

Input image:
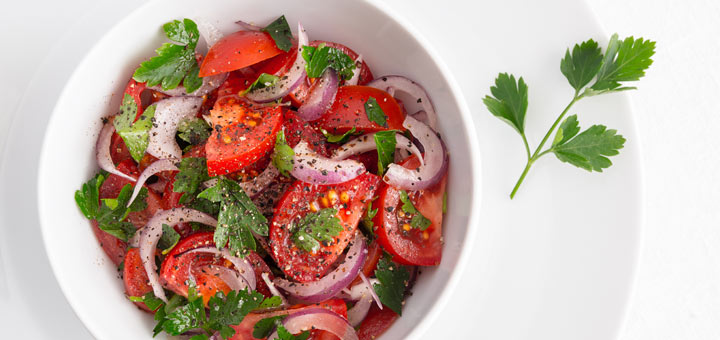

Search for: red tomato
xmin=90 ymin=220 xmax=126 ymax=266
xmin=313 ymin=86 xmax=405 ymax=135
xmin=216 ymin=71 xmax=256 ymax=99
xmin=160 ymin=174 xmax=192 ymax=237
xmin=109 ymin=132 xmax=132 ymax=165
xmin=159 ymin=232 xmax=275 ymax=305
xmin=282 ymin=109 xmax=330 ymax=157
xmin=123 ymin=248 xmax=155 ymax=312
xmin=372 ymin=156 xmax=447 ymax=266
xmin=205 ymin=96 xmax=283 ymax=177
xmin=123 ymin=78 xmax=147 ymax=119
xmin=109 ymin=79 xmax=148 ymax=165
xmin=350 ymin=240 xmax=382 ymax=287
xmin=270 ymin=174 xmax=381 ymax=282
xmin=98 ymin=160 xmax=164 ymax=228
xmin=228 ymin=299 xmax=347 ymax=340
xmin=199 ymin=31 xmax=284 ymax=77
xmin=253 ymin=40 xmax=298 ymax=76
xmin=357 ymin=303 xmax=399 ymax=340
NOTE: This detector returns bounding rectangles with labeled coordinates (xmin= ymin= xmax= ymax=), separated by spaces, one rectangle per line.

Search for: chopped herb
xmin=253 ymin=315 xmax=286 ymax=339
xmin=173 ymin=157 xmax=210 ymax=203
xmin=113 ymin=97 xmax=156 ymax=162
xmin=277 ymin=325 xmax=310 ymax=340
xmin=128 ymin=292 xmax=164 ymax=311
xmin=301 ymin=44 xmax=356 ymax=80
xmin=241 ymin=73 xmax=280 ymax=95
xmin=361 ymin=199 xmax=378 ymax=235
xmin=262 ymin=15 xmax=293 ymax=52
xmin=374 ymin=130 xmax=396 ymax=175
xmin=273 ymin=130 xmax=294 ymax=177
xmin=159 ymin=224 xmax=181 ymax=254
xmin=291 ymin=208 xmax=342 ymax=253
xmin=322 ymin=127 xmax=357 ymax=143
xmin=364 ymin=97 xmax=387 ymax=128
xmin=373 ymin=253 xmax=410 ymax=315
xmin=258 ymin=295 xmax=283 ymax=309
xmin=178 ymin=118 xmax=212 ymax=145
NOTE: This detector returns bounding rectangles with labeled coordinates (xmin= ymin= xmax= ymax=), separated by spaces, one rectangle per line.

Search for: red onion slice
xmin=235 ymin=20 xmax=261 ymax=31
xmin=96 ymin=122 xmax=136 ymax=182
xmin=239 ymin=163 xmax=279 ymax=197
xmin=274 ymin=232 xmax=367 ymax=303
xmin=367 ymin=75 xmax=438 ymax=131
xmin=384 ymin=116 xmax=448 ymax=190
xmin=127 ymin=158 xmax=179 ymax=207
xmin=147 ymin=97 xmax=203 ymax=160
xmin=358 ymin=272 xmax=382 ymax=310
xmin=345 ymin=55 xmax=363 ymax=86
xmin=268 ymin=308 xmax=358 ymax=340
xmin=262 ymin=272 xmax=288 ymax=306
xmin=331 ymin=132 xmax=424 ymax=166
xmin=185 ymin=246 xmax=257 ymax=291
xmin=347 ymin=296 xmax=372 ymax=327
xmin=138 ymin=208 xmax=217 ymax=302
xmin=245 ymin=22 xmax=308 ymax=103
xmin=291 ymin=141 xmax=365 ymax=185
xmin=297 ymin=68 xmax=339 ymax=121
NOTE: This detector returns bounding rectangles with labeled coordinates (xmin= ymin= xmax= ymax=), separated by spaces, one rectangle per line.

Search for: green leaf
xmin=241 ymin=73 xmax=280 ymax=96
xmin=183 ymin=63 xmax=203 ymax=93
xmin=75 ymin=172 xmax=106 ymax=219
xmin=159 ymin=224 xmax=181 ymax=254
xmin=301 ymin=44 xmax=357 ymax=80
xmin=364 ymin=97 xmax=388 ymax=128
xmin=198 ymin=178 xmax=268 ymax=256
xmin=483 ymin=73 xmax=528 ymax=134
xmin=361 ymin=199 xmax=378 ymax=235
xmin=322 ymin=127 xmax=356 ymax=143
xmin=291 ymin=208 xmax=343 ymax=253
xmin=399 ymin=191 xmax=431 ymax=230
xmin=258 ymin=295 xmax=283 ymax=309
xmin=128 ymin=292 xmax=164 ymax=311
xmin=189 ymin=335 xmax=209 ymax=340
xmin=373 ymin=254 xmax=409 ymax=315
xmin=94 ymin=183 xmax=147 ymax=242
xmin=206 ymin=289 xmax=265 ymax=338
xmin=552 ymin=124 xmax=626 ymax=172
xmin=552 ymin=114 xmax=580 ymax=146
xmin=161 ymin=295 xmax=205 ymax=335
xmin=177 ymin=117 xmax=212 ymax=145
xmin=273 ymin=130 xmax=295 ymax=177
xmin=133 ymin=19 xmax=201 ymax=91
xmin=262 ymin=15 xmax=294 ymax=52
xmin=374 ymin=130 xmax=396 ymax=175
xmin=442 ymin=190 xmax=447 ymax=214
xmin=114 ymin=101 xmax=156 ymax=162
xmin=591 ymin=34 xmax=656 ymax=92
xmin=173 ymin=157 xmax=210 ymax=201
xmin=253 ymin=316 xmax=286 ymax=339
xmin=560 ymin=39 xmax=604 ymax=91
xmin=277 ymin=325 xmax=310 ymax=340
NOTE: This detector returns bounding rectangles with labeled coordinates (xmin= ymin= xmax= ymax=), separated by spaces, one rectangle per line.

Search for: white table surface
xmin=1 ymin=0 xmax=718 ymax=339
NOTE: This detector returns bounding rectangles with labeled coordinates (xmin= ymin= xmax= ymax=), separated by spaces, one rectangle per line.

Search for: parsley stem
xmin=521 ymin=133 xmax=531 ymax=160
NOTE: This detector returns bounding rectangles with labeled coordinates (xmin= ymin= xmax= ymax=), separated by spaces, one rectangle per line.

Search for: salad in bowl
xmin=73 ymin=15 xmax=449 ymax=340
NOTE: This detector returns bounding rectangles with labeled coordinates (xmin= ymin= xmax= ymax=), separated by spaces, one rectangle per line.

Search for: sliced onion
xmin=297 ymin=68 xmax=338 ymax=121
xmin=239 ymin=163 xmax=279 ymax=197
xmin=268 ymin=308 xmax=358 ymax=340
xmin=197 ymin=19 xmax=224 ymax=49
xmin=274 ymin=232 xmax=367 ymax=303
xmin=185 ymin=246 xmax=257 ymax=290
xmin=147 ymin=97 xmax=203 ymax=160
xmin=411 ymin=110 xmax=428 ymax=124
xmin=383 ymin=116 xmax=448 ymax=190
xmin=96 ymin=121 xmax=136 ymax=182
xmin=206 ymin=265 xmax=249 ymax=291
xmin=291 ymin=141 xmax=365 ymax=185
xmin=359 ymin=272 xmax=382 ymax=310
xmin=331 ymin=132 xmax=424 ymax=166
xmin=245 ymin=22 xmax=308 ymax=103
xmin=262 ymin=272 xmax=288 ymax=306
xmin=347 ymin=296 xmax=372 ymax=327
xmin=367 ymin=75 xmax=438 ymax=131
xmin=235 ymin=20 xmax=261 ymax=31
xmin=127 ymin=158 xmax=179 ymax=207
xmin=138 ymin=208 xmax=217 ymax=302
xmin=346 ymin=55 xmax=363 ymax=86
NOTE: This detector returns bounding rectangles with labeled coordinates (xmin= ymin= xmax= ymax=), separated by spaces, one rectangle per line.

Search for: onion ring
xmin=367 ymin=75 xmax=438 ymax=131
xmin=127 ymin=158 xmax=179 ymax=207
xmin=291 ymin=141 xmax=365 ymax=185
xmin=146 ymin=97 xmax=202 ymax=160
xmin=331 ymin=132 xmax=424 ymax=166
xmin=297 ymin=68 xmax=339 ymax=121
xmin=96 ymin=122 xmax=136 ymax=182
xmin=268 ymin=308 xmax=358 ymax=340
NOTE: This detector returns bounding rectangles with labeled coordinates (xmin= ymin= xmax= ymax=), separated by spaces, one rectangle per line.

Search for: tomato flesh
xmin=270 ymin=174 xmax=381 ymax=282
xmin=372 ymin=156 xmax=446 ymax=266
xmin=123 ymin=248 xmax=155 ymax=312
xmin=205 ymin=96 xmax=283 ymax=177
xmin=357 ymin=303 xmax=399 ymax=340
xmin=199 ymin=31 xmax=284 ymax=77
xmin=282 ymin=109 xmax=331 ymax=156
xmin=314 ymin=86 xmax=405 ymax=135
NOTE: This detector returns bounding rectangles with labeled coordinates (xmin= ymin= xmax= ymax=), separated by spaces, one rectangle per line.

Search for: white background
xmin=1 ymin=0 xmax=718 ymax=339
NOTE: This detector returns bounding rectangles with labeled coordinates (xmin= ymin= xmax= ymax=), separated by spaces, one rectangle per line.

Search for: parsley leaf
xmin=277 ymin=325 xmax=310 ymax=340
xmin=590 ymin=34 xmax=656 ymax=93
xmin=206 ymin=289 xmax=265 ymax=339
xmin=302 ymin=44 xmax=357 ymax=80
xmin=361 ymin=199 xmax=378 ymax=235
xmin=77 ymin=175 xmax=147 ymax=242
xmin=273 ymin=130 xmax=294 ymax=177
xmin=552 ymin=124 xmax=625 ymax=172
xmin=322 ymin=127 xmax=357 ymax=143
xmin=128 ymin=292 xmax=164 ymax=311
xmin=174 ymin=157 xmax=210 ymax=203
xmin=253 ymin=315 xmax=286 ymax=339
xmin=482 ymin=73 xmax=528 ymax=134
xmin=75 ymin=172 xmax=106 ymax=219
xmin=560 ymin=39 xmax=604 ymax=91
xmin=113 ymin=96 xmax=156 ymax=162
xmin=399 ymin=190 xmax=431 ymax=230
xmin=364 ymin=97 xmax=388 ymax=128
xmin=159 ymin=223 xmax=181 ymax=254
xmin=161 ymin=286 xmax=205 ymax=335
xmin=374 ymin=130 xmax=396 ymax=175
xmin=178 ymin=118 xmax=212 ymax=145
xmin=241 ymin=73 xmax=280 ymax=96
xmin=373 ymin=254 xmax=409 ymax=315
xmin=258 ymin=295 xmax=283 ymax=309
xmin=552 ymin=114 xmax=580 ymax=147
xmin=198 ymin=178 xmax=268 ymax=256
xmin=291 ymin=208 xmax=343 ymax=253
xmin=262 ymin=15 xmax=294 ymax=52
xmin=133 ymin=18 xmax=201 ymax=91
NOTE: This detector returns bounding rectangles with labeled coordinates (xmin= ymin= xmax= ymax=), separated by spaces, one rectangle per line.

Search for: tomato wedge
xmin=372 ymin=156 xmax=447 ymax=266
xmin=313 ymin=86 xmax=405 ymax=134
xmin=123 ymin=248 xmax=155 ymax=312
xmin=350 ymin=240 xmax=382 ymax=287
xmin=205 ymin=96 xmax=283 ymax=177
xmin=270 ymin=174 xmax=381 ymax=282
xmin=357 ymin=303 xmax=399 ymax=340
xmin=199 ymin=31 xmax=284 ymax=77
xmin=282 ymin=110 xmax=331 ymax=156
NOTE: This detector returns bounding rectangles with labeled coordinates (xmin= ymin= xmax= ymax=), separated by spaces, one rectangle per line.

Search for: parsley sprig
xmin=291 ymin=208 xmax=343 ymax=253
xmin=302 ymin=43 xmax=357 ymax=80
xmin=483 ymin=34 xmax=655 ymax=198
xmin=373 ymin=253 xmax=410 ymax=315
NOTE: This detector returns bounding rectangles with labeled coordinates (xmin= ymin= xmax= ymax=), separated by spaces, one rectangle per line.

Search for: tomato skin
xmin=270 ymin=174 xmax=381 ymax=282
xmin=199 ymin=31 xmax=284 ymax=77
xmin=372 ymin=156 xmax=447 ymax=266
xmin=357 ymin=303 xmax=399 ymax=340
xmin=350 ymin=240 xmax=382 ymax=287
xmin=205 ymin=96 xmax=283 ymax=177
xmin=313 ymin=86 xmax=405 ymax=135
xmin=123 ymin=248 xmax=155 ymax=312
xmin=282 ymin=110 xmax=330 ymax=157
xmin=90 ymin=220 xmax=126 ymax=266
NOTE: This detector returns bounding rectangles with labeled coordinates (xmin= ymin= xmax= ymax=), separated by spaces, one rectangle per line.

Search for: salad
xmin=74 ymin=15 xmax=448 ymax=340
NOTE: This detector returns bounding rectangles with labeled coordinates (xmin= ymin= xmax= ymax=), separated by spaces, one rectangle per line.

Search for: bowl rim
xmin=37 ymin=0 xmax=483 ymax=338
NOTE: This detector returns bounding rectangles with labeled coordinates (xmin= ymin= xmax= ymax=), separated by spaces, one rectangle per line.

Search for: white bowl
xmin=37 ymin=0 xmax=481 ymax=339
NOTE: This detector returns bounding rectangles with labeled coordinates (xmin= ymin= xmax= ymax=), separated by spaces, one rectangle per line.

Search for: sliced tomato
xmin=228 ymin=299 xmax=347 ymax=340
xmin=159 ymin=232 xmax=274 ymax=305
xmin=253 ymin=40 xmax=298 ymax=76
xmin=205 ymin=96 xmax=283 ymax=177
xmin=199 ymin=31 xmax=284 ymax=77
xmin=110 ymin=132 xmax=132 ymax=165
xmin=372 ymin=156 xmax=446 ymax=266
xmin=350 ymin=240 xmax=382 ymax=287
xmin=270 ymin=174 xmax=381 ymax=282
xmin=357 ymin=303 xmax=399 ymax=340
xmin=90 ymin=220 xmax=126 ymax=266
xmin=161 ymin=174 xmax=192 ymax=237
xmin=313 ymin=86 xmax=405 ymax=135
xmin=282 ymin=109 xmax=330 ymax=157
xmin=216 ymin=70 xmax=256 ymax=99
xmin=123 ymin=248 xmax=155 ymax=312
